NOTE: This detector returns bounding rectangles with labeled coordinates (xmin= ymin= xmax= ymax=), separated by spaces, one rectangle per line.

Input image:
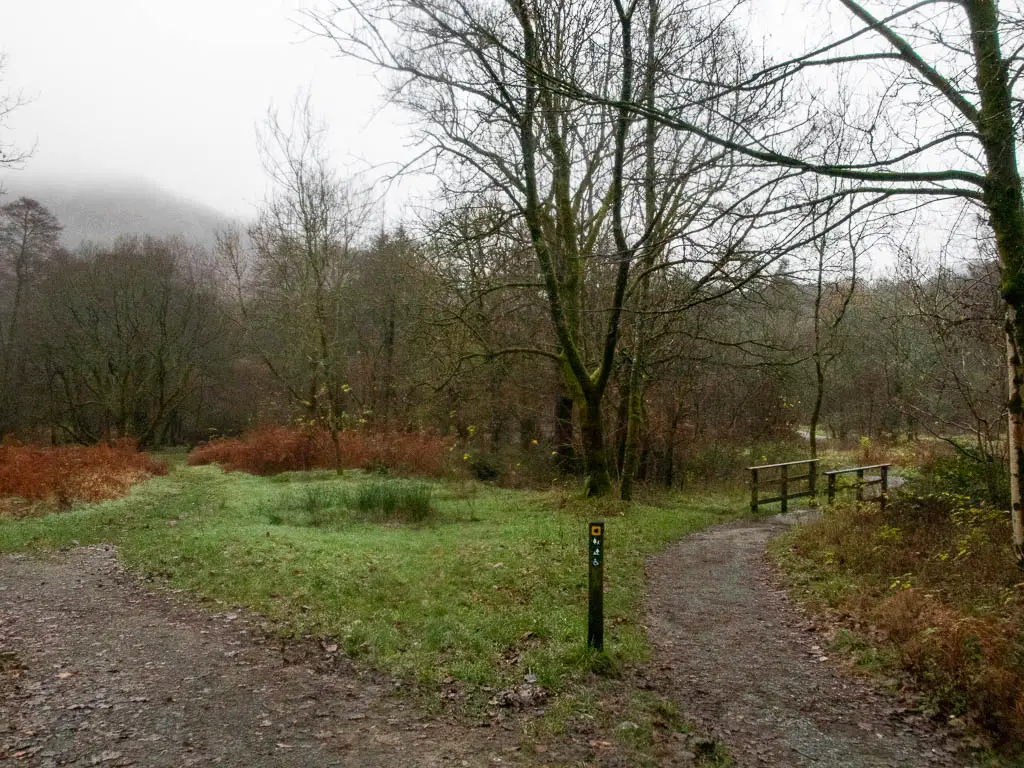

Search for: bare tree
xmin=36 ymin=237 xmax=224 ymax=446
xmin=0 ymin=53 xmax=30 ymax=178
xmin=0 ymin=197 xmax=61 ymax=432
xmin=801 ymin=185 xmax=884 ymax=458
xmin=219 ymin=97 xmax=371 ymax=470
xmin=307 ymin=0 xmax=785 ymax=495
xmin=895 ymin=248 xmax=1007 ymax=500
xmin=558 ymin=0 xmax=1024 ymax=558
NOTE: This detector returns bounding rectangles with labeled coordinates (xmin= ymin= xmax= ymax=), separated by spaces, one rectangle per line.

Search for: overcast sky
xmin=0 ymin=0 xmax=420 ymax=217
xmin=0 ymin=0 xmax=818 ymax=219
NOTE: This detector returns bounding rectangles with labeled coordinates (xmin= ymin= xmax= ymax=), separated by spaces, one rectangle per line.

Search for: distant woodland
xmin=0 ymin=189 xmax=1004 ymax=493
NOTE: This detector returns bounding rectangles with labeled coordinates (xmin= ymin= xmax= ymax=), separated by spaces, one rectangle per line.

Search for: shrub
xmin=684 ymin=439 xmax=809 ymax=487
xmin=467 ymin=453 xmax=501 ymax=482
xmin=916 ymin=449 xmax=1010 ymax=508
xmin=0 ymin=439 xmax=168 ymax=512
xmin=779 ymin=493 xmax=1024 ymax=748
xmin=188 ymin=426 xmax=454 ymax=478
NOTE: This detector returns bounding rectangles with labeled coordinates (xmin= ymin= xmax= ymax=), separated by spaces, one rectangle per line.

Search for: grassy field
xmin=0 ymin=458 xmax=741 ymax=700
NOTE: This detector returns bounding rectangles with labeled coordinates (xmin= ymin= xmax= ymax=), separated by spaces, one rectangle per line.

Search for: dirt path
xmin=0 ymin=546 xmax=524 ymax=767
xmin=1 ymin=514 xmax=975 ymax=768
xmin=645 ymin=511 xmax=968 ymax=768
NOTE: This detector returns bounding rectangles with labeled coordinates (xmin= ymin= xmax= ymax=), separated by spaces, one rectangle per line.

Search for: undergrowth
xmin=0 ymin=439 xmax=168 ymax=513
xmin=187 ymin=425 xmax=454 ymax=477
xmin=772 ymin=493 xmax=1024 ymax=752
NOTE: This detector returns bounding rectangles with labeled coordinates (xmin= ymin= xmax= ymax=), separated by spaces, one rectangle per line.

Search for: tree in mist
xmin=0 ymin=197 xmax=62 ymax=433
xmin=219 ymin=98 xmax=370 ymax=470
xmin=36 ymin=236 xmax=226 ymax=446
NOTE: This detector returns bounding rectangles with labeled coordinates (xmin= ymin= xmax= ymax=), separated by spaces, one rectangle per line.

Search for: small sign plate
xmin=589 ymin=522 xmax=603 ymax=567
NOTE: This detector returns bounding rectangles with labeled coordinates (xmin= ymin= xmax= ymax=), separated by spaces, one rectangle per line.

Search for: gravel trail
xmin=0 ymin=545 xmax=522 ymax=767
xmin=644 ymin=511 xmax=969 ymax=768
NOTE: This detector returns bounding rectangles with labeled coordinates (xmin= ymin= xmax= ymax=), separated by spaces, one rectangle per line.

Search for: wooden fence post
xmin=856 ymin=468 xmax=865 ymax=501
xmin=808 ymin=460 xmax=817 ymax=505
xmin=780 ymin=464 xmax=789 ymax=513
xmin=881 ymin=465 xmax=889 ymax=511
xmin=828 ymin=473 xmax=836 ymax=505
xmin=750 ymin=468 xmax=759 ymax=514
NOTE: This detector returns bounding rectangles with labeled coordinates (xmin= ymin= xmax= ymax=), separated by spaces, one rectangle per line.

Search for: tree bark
xmin=553 ymin=385 xmax=577 ymax=471
xmin=1006 ymin=308 xmax=1024 ymax=561
xmin=966 ymin=0 xmax=1024 ymax=564
xmin=809 ymin=356 xmax=824 ymax=460
xmin=580 ymin=394 xmax=613 ymax=496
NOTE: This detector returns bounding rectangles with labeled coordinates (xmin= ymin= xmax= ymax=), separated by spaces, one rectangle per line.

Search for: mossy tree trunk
xmin=965 ymin=0 xmax=1024 ymax=564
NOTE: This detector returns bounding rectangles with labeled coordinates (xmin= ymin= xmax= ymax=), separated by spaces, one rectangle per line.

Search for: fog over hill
xmin=0 ymin=174 xmax=237 ymax=251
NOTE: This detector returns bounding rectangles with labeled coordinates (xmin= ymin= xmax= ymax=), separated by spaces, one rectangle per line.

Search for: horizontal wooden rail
xmin=749 ymin=459 xmax=817 ymax=514
xmin=824 ymin=463 xmax=890 ymax=509
xmin=748 ymin=459 xmax=817 ymax=470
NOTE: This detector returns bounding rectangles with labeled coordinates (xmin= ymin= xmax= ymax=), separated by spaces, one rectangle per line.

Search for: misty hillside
xmin=0 ymin=176 xmax=234 ymax=250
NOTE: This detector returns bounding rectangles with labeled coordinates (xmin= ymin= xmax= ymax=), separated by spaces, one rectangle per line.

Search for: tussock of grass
xmin=0 ymin=465 xmax=740 ymax=696
xmin=772 ymin=495 xmax=1024 ymax=751
xmin=347 ymin=478 xmax=435 ymax=522
xmin=263 ymin=477 xmax=436 ymax=527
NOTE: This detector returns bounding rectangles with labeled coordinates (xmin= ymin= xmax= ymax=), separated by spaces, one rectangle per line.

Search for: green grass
xmin=259 ymin=477 xmax=436 ymax=527
xmin=0 ymin=464 xmax=741 ymax=694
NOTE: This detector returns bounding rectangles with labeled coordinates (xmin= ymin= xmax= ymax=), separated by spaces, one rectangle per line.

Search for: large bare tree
xmin=308 ymin=0 xmax=784 ymax=495
xmin=0 ymin=197 xmax=61 ymax=433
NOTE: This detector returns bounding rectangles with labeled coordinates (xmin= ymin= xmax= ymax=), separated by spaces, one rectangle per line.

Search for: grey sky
xmin=2 ymin=0 xmax=414 ymax=217
xmin=1 ymin=0 xmax=845 ymax=222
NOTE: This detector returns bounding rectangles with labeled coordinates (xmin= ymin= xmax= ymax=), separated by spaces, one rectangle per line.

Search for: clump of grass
xmin=263 ymin=478 xmax=436 ymax=527
xmin=263 ymin=483 xmax=349 ymax=527
xmin=773 ymin=493 xmax=1024 ymax=751
xmin=347 ymin=478 xmax=435 ymax=523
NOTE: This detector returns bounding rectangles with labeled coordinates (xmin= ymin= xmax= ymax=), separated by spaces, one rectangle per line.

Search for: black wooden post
xmin=780 ymin=464 xmax=789 ymax=513
xmin=856 ymin=468 xmax=865 ymax=501
xmin=828 ymin=473 xmax=836 ymax=505
xmin=808 ymin=459 xmax=818 ymax=504
xmin=750 ymin=468 xmax=759 ymax=514
xmin=588 ymin=522 xmax=604 ymax=651
xmin=881 ymin=465 xmax=889 ymax=511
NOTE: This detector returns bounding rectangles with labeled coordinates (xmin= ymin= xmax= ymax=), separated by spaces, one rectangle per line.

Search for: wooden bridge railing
xmin=748 ymin=459 xmax=817 ymax=514
xmin=824 ymin=464 xmax=891 ymax=510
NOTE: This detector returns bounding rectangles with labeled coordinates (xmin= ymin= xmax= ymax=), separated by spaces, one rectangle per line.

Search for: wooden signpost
xmin=588 ymin=521 xmax=604 ymax=650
